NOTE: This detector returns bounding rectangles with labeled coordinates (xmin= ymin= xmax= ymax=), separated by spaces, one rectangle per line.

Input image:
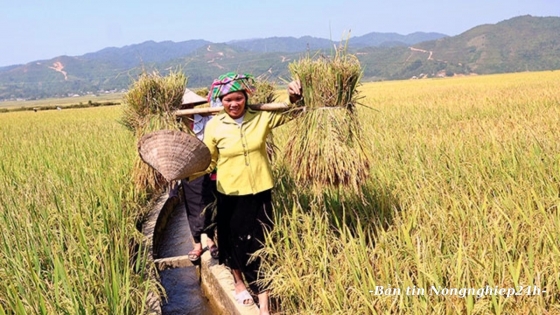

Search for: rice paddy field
xmin=1 ymin=70 xmax=560 ymax=314
xmin=0 ymin=106 xmax=157 ymax=314
xmin=265 ymin=70 xmax=560 ymax=314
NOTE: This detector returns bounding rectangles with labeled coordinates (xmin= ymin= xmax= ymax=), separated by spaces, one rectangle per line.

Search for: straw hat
xmin=182 ymin=88 xmax=208 ymax=106
xmin=138 ymin=130 xmax=211 ymax=181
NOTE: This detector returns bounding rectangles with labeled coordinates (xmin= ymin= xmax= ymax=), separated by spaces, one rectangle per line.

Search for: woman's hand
xmin=288 ymin=80 xmax=302 ymax=104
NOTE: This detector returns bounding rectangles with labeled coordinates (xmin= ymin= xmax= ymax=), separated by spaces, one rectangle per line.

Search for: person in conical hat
xmin=181 ymin=87 xmax=208 ymax=107
xmin=180 ymin=88 xmax=222 ymax=262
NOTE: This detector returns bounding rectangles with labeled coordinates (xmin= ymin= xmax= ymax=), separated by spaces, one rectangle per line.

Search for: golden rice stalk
xmin=284 ymin=49 xmax=370 ymax=195
xmin=131 ymin=158 xmax=167 ymax=196
xmin=195 ymin=87 xmax=209 ymax=98
xmin=289 ymin=51 xmax=362 ymax=110
xmin=121 ymin=70 xmax=186 ymax=132
xmin=251 ymin=76 xmax=278 ymax=104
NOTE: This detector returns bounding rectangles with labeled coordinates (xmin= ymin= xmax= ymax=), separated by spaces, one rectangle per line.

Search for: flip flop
xmin=208 ymin=245 xmax=219 ymax=260
xmin=234 ymin=290 xmax=254 ymax=306
xmin=187 ymin=249 xmax=203 ymax=262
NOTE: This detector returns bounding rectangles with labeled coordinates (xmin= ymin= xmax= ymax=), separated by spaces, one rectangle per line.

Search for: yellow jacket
xmin=203 ymin=108 xmax=293 ymax=195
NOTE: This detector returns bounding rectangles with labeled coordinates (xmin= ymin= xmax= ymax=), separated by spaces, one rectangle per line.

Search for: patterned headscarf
xmin=208 ymin=72 xmax=255 ymax=102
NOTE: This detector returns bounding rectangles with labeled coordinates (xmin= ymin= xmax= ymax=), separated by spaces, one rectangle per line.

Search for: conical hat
xmin=182 ymin=88 xmax=207 ymax=106
xmin=138 ymin=130 xmax=211 ymax=181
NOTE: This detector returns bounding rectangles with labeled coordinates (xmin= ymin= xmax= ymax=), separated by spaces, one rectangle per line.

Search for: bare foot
xmin=232 ymin=269 xmax=249 ymax=294
xmin=258 ymin=291 xmax=270 ymax=315
xmin=188 ymin=243 xmax=203 ymax=261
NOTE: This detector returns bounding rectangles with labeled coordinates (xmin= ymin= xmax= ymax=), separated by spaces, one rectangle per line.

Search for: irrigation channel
xmin=147 ymin=184 xmax=262 ymax=315
xmin=152 ymin=186 xmax=216 ymax=315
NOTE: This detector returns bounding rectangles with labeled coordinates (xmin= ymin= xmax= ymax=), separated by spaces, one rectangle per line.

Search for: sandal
xmin=187 ymin=249 xmax=203 ymax=262
xmin=234 ymin=289 xmax=254 ymax=306
xmin=208 ymin=245 xmax=219 ymax=260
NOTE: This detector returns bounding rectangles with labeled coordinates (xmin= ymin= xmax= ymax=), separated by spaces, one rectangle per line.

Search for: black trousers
xmin=182 ymin=174 xmax=217 ymax=243
xmin=217 ymin=189 xmax=273 ymax=294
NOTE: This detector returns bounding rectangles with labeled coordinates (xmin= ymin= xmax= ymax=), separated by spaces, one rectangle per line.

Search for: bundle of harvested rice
xmin=251 ymin=76 xmax=279 ymax=162
xmin=251 ymin=77 xmax=277 ymax=104
xmin=121 ymin=70 xmax=188 ymax=196
xmin=284 ymin=49 xmax=370 ymax=195
xmin=122 ymin=70 xmax=186 ymax=134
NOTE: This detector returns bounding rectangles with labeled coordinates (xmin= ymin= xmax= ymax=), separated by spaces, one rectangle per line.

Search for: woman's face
xmin=221 ymin=91 xmax=246 ymax=119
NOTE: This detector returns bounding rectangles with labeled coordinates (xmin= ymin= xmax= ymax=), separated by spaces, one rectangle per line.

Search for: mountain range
xmin=1 ymin=15 xmax=559 ymax=100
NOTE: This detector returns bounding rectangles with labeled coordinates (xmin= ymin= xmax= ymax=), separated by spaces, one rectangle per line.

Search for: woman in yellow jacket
xmin=203 ymin=72 xmax=301 ymax=315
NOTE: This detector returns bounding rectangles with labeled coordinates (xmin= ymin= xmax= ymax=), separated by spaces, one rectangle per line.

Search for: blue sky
xmin=1 ymin=0 xmax=558 ymax=67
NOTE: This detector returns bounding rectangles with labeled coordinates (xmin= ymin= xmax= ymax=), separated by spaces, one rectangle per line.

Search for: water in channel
xmin=156 ymin=199 xmax=215 ymax=315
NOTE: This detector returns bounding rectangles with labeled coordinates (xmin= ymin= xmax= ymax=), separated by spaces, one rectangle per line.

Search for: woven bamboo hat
xmin=138 ymin=130 xmax=211 ymax=181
